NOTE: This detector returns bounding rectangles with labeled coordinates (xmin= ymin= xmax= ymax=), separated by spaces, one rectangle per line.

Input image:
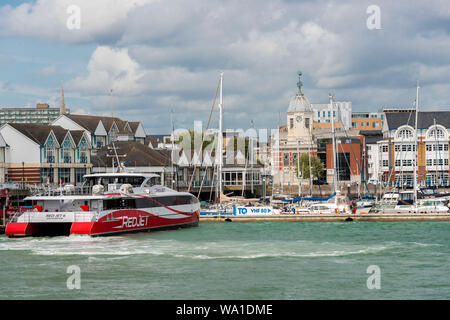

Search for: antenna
xmin=110 ymin=89 xmax=114 ymax=118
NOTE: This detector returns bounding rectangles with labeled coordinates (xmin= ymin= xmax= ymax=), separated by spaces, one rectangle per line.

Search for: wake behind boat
xmin=5 ymin=172 xmax=200 ymax=237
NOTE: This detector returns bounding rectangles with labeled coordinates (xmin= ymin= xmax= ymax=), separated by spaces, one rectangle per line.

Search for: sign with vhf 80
xmin=233 ymin=207 xmax=274 ymax=215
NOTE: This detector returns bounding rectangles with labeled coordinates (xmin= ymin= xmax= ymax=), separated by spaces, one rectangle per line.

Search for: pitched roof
xmin=66 ymin=114 xmax=126 ymax=132
xmin=144 ymin=137 xmax=159 ymax=148
xmin=91 ymin=141 xmax=173 ymax=167
xmin=359 ymin=130 xmax=383 ymax=144
xmin=385 ymin=111 xmax=450 ymax=130
xmin=70 ymin=130 xmax=87 ymax=145
xmin=66 ymin=114 xmax=140 ymax=136
xmin=8 ymin=123 xmax=87 ymax=146
xmin=128 ymin=121 xmax=141 ymax=134
xmin=9 ymin=123 xmax=55 ymax=145
xmin=51 ymin=125 xmax=71 ymax=145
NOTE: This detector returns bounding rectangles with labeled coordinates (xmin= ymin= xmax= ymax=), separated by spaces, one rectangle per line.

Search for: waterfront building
xmin=175 ymin=149 xmax=262 ymax=197
xmin=359 ymin=130 xmax=384 ymax=184
xmin=313 ymin=121 xmax=344 ymax=131
xmin=312 ymin=101 xmax=352 ymax=130
xmin=0 ymin=134 xmax=6 ymax=184
xmin=351 ymin=112 xmax=384 ymax=130
xmin=52 ymin=114 xmax=147 ymax=150
xmin=314 ymin=129 xmax=364 ymax=185
xmin=271 ymin=72 xmax=318 ymax=188
xmin=378 ymin=111 xmax=450 ymax=186
xmin=90 ymin=140 xmax=176 ymax=187
xmin=0 ymin=123 xmax=92 ymax=185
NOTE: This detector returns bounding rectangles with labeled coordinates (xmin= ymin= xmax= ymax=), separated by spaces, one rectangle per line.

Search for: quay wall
xmin=200 ymin=213 xmax=450 ymax=222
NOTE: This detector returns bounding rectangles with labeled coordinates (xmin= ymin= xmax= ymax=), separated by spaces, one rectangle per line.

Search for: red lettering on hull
xmin=88 ymin=209 xmax=199 ymax=236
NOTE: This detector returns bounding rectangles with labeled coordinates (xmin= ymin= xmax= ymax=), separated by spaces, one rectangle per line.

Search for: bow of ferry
xmin=5 ymin=173 xmax=200 ymax=237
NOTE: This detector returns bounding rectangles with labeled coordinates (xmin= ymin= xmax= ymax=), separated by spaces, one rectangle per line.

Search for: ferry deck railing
xmin=9 ymin=210 xmax=97 ymax=223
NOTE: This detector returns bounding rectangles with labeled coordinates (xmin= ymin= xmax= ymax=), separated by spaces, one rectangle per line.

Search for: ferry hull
xmin=6 ymin=209 xmax=200 ymax=237
xmin=87 ymin=209 xmax=200 ymax=236
xmin=5 ymin=222 xmax=36 ymax=237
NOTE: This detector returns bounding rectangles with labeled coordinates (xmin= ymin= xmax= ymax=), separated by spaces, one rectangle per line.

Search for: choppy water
xmin=0 ymin=221 xmax=449 ymax=300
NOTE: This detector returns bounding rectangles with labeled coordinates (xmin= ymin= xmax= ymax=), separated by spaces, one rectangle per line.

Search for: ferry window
xmin=104 ymin=198 xmax=136 ymax=209
xmin=135 ymin=197 xmax=157 ymax=208
xmin=145 ymin=177 xmax=161 ymax=187
xmin=174 ymin=196 xmax=192 ymax=205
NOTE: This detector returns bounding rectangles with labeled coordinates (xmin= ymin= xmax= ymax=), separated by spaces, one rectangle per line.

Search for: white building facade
xmin=312 ymin=101 xmax=352 ymax=130
xmin=378 ymin=111 xmax=450 ymax=186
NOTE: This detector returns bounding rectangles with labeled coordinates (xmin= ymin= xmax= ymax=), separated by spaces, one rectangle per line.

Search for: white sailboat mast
xmin=330 ymin=94 xmax=338 ymax=194
xmin=218 ymin=72 xmax=224 ymax=199
xmin=170 ymin=109 xmax=175 ymax=189
xmin=413 ymin=82 xmax=420 ymax=205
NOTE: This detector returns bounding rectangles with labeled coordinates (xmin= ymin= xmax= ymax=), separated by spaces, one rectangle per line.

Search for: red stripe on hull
xmin=88 ymin=209 xmax=199 ymax=236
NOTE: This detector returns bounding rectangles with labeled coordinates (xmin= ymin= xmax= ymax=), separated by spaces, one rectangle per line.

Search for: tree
xmin=295 ymin=154 xmax=324 ymax=180
xmin=225 ymin=136 xmax=251 ymax=159
xmin=175 ymin=129 xmax=216 ymax=152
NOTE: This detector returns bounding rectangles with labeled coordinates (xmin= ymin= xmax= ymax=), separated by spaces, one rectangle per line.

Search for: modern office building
xmin=0 ymin=84 xmax=69 ymax=125
xmin=312 ymin=101 xmax=352 ymax=130
xmin=351 ymin=112 xmax=384 ymax=130
xmin=0 ymin=103 xmax=68 ymax=125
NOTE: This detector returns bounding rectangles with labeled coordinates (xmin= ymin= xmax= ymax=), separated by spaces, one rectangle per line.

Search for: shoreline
xmin=200 ymin=213 xmax=450 ymax=222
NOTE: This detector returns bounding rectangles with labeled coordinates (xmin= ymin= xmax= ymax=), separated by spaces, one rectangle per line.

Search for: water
xmin=0 ymin=221 xmax=449 ymax=300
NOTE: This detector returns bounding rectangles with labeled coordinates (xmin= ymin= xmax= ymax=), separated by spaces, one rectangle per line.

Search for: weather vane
xmin=297 ymin=71 xmax=303 ymax=91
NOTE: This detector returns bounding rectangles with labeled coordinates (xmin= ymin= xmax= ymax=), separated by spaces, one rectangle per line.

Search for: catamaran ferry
xmin=5 ymin=172 xmax=200 ymax=237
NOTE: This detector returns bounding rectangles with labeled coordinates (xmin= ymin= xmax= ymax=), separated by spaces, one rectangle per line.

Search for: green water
xmin=0 ymin=221 xmax=449 ymax=300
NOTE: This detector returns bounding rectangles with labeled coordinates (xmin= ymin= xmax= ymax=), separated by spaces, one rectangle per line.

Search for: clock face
xmin=296 ymin=116 xmax=302 ymax=122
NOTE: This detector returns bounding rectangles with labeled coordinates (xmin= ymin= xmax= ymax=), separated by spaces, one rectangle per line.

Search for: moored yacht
xmin=5 ymin=172 xmax=200 ymax=237
xmin=369 ymin=190 xmax=449 ymax=214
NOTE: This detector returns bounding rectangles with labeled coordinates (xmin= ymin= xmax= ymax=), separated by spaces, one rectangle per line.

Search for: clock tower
xmin=287 ymin=71 xmax=313 ymax=142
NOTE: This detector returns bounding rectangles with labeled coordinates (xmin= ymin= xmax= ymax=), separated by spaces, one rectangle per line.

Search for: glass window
xmin=40 ymin=168 xmax=54 ymax=183
xmin=75 ymin=168 xmax=86 ymax=184
xmin=58 ymin=168 xmax=71 ymax=184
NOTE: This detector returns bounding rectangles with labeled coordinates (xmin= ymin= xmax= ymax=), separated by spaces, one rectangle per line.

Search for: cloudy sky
xmin=0 ymin=0 xmax=449 ymax=134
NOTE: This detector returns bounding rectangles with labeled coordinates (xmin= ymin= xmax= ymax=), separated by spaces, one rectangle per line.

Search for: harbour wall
xmin=200 ymin=213 xmax=450 ymax=222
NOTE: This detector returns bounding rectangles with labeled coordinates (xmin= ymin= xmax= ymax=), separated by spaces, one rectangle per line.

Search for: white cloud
xmin=39 ymin=65 xmax=56 ymax=77
xmin=69 ymin=46 xmax=146 ymax=95
xmin=0 ymin=0 xmax=155 ymax=43
xmin=2 ymin=0 xmax=450 ymax=133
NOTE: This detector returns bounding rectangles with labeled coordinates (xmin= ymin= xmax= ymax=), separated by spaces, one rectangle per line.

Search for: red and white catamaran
xmin=5 ymin=172 xmax=200 ymax=237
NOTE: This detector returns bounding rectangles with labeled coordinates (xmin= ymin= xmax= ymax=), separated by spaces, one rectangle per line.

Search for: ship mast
xmin=330 ymin=94 xmax=338 ymax=195
xmin=170 ymin=109 xmax=175 ymax=189
xmin=217 ymin=72 xmax=224 ymax=201
xmin=413 ymin=81 xmax=420 ymax=207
